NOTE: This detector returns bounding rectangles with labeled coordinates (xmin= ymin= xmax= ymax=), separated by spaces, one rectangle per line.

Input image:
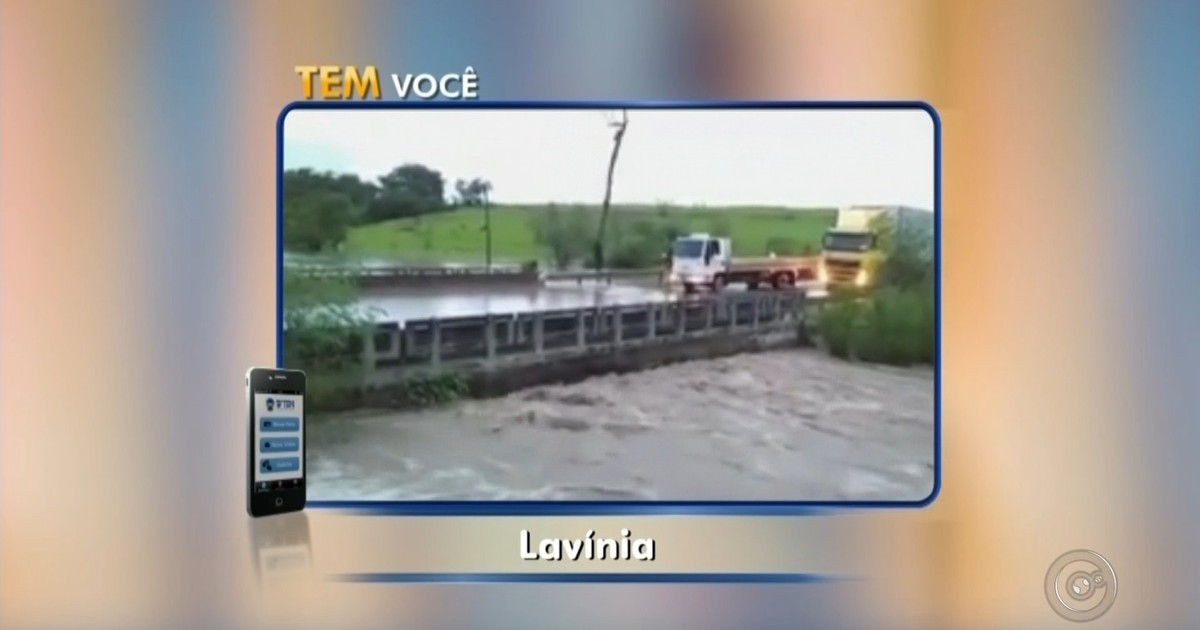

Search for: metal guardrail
xmin=292 ymin=265 xmax=665 ymax=285
xmin=543 ymin=268 xmax=663 ymax=284
xmin=294 ymin=266 xmax=527 ymax=278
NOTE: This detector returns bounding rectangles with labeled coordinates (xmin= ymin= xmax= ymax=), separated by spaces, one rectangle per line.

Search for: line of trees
xmin=531 ymin=205 xmax=689 ymax=270
xmin=283 ymin=164 xmax=491 ymax=253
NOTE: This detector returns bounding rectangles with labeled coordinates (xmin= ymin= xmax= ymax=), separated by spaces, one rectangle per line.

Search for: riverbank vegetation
xmin=388 ymin=373 xmax=470 ymax=408
xmin=281 ymin=269 xmax=384 ymax=407
xmin=815 ymin=217 xmax=936 ymax=366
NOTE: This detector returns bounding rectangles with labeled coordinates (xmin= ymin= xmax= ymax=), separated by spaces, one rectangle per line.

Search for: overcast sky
xmin=284 ymin=108 xmax=935 ymax=209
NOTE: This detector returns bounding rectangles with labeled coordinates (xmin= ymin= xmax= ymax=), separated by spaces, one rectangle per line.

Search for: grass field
xmin=344 ymin=204 xmax=837 ymax=265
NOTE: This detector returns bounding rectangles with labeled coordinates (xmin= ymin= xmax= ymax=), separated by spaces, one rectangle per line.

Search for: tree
xmin=378 ymin=163 xmax=446 ymax=204
xmin=532 ymin=206 xmax=592 ymax=269
xmin=593 ymin=110 xmax=629 ymax=271
xmin=364 ymin=163 xmax=447 ymax=222
xmin=363 ymin=193 xmax=424 ymax=223
xmin=454 ymin=177 xmax=492 ymax=207
xmin=283 ymin=192 xmax=356 ymax=253
xmin=283 ymin=168 xmax=377 ymax=223
xmin=474 ymin=178 xmax=493 ymax=204
xmin=605 ymin=217 xmax=686 ymax=269
xmin=454 ymin=179 xmax=471 ymax=206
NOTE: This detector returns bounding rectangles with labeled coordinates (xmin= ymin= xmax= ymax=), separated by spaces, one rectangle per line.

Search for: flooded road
xmin=355 ymin=281 xmax=824 ymax=324
xmin=299 ymin=254 xmax=822 ymax=324
xmin=357 ymin=282 xmax=674 ymax=323
xmin=308 ymin=348 xmax=935 ymax=502
xmin=294 ymin=253 xmax=675 ymax=323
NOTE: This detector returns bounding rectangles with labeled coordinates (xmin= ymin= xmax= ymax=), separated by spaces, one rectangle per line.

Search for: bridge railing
xmin=543 ymin=268 xmax=663 ymax=285
xmin=291 ymin=264 xmax=664 ymax=285
xmin=357 ymin=290 xmax=809 ymax=371
xmin=293 ymin=265 xmax=528 ymax=279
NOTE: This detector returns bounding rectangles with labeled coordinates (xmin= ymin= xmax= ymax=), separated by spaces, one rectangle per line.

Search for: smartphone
xmin=246 ymin=367 xmax=307 ymax=517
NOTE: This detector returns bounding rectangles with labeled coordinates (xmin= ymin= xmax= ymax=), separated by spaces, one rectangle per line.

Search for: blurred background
xmin=3 ymin=0 xmax=1199 ymax=628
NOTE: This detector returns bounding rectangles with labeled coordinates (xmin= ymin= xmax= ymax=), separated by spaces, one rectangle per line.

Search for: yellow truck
xmin=819 ymin=205 xmax=934 ymax=289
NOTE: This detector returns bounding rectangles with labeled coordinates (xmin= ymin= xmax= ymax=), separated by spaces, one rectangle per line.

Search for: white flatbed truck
xmin=665 ymin=233 xmax=820 ymax=293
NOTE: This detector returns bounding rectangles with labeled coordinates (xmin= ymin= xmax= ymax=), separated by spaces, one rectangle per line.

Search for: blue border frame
xmin=276 ymin=100 xmax=942 ymax=516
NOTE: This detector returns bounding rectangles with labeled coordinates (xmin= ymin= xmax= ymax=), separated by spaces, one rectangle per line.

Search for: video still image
xmin=281 ymin=106 xmax=937 ymax=502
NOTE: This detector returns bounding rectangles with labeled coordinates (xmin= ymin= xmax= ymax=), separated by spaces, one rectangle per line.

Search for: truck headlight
xmin=817 ymin=265 xmax=828 ymax=284
xmin=854 ymin=268 xmax=869 ymax=287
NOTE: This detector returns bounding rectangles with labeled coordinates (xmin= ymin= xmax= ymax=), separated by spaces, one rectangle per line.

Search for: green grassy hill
xmin=345 ymin=204 xmax=837 ymax=266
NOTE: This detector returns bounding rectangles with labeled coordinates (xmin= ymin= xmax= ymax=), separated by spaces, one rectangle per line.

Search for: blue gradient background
xmin=3 ymin=0 xmax=1199 ymax=627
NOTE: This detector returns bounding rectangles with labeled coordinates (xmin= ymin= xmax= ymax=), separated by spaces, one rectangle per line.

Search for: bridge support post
xmin=704 ymin=299 xmax=714 ymax=332
xmin=593 ymin=306 xmax=604 ymax=336
xmin=533 ymin=312 xmax=545 ymax=356
xmin=752 ymin=297 xmax=761 ymax=331
xmin=361 ymin=329 xmax=377 ymax=373
xmin=613 ymin=306 xmax=624 ymax=346
xmin=403 ymin=326 xmax=415 ymax=364
xmin=430 ymin=320 xmax=442 ymax=368
xmin=575 ymin=309 xmax=586 ymax=348
xmin=676 ymin=303 xmax=686 ymax=338
xmin=647 ymin=304 xmax=657 ymax=339
xmin=795 ymin=295 xmax=812 ymax=345
xmin=484 ymin=315 xmax=497 ymax=363
xmin=728 ymin=299 xmax=737 ymax=332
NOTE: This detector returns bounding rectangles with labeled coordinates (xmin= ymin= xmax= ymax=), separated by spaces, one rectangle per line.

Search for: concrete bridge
xmin=326 ymin=290 xmax=818 ymax=407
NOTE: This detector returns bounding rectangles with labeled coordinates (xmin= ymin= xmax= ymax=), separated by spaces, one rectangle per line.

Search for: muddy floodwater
xmin=308 ymin=349 xmax=936 ymax=502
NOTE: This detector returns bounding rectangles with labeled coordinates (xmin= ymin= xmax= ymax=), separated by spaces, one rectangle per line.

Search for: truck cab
xmin=820 ymin=207 xmax=888 ymax=288
xmin=666 ymin=233 xmax=730 ymax=292
xmin=820 ymin=228 xmax=876 ymax=288
xmin=819 ymin=205 xmax=935 ymax=289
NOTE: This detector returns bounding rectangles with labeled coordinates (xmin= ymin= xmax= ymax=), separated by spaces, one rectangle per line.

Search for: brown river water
xmin=307 ymin=347 xmax=935 ymax=502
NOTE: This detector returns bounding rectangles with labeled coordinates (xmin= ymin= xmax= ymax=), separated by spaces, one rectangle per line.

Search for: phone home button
xmin=274 ymin=497 xmax=284 ymax=507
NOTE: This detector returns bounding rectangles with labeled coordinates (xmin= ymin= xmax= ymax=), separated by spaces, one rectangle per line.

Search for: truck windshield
xmin=822 ymin=232 xmax=874 ymax=252
xmin=672 ymin=239 xmax=705 ymax=258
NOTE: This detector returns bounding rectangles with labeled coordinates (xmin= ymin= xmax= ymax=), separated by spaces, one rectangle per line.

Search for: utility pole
xmin=483 ymin=187 xmax=492 ymax=272
xmin=594 ymin=109 xmax=629 ymax=273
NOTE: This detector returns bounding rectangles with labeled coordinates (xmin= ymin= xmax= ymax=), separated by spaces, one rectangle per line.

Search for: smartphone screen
xmin=247 ymin=368 xmax=306 ymax=516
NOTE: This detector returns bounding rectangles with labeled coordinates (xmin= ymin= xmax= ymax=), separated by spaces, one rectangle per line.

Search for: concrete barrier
xmin=323 ymin=291 xmax=811 ymax=409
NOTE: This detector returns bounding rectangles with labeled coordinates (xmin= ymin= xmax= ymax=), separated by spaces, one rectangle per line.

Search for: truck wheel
xmin=683 ymin=283 xmax=696 ymax=294
xmin=710 ymin=275 xmax=726 ymax=293
xmin=747 ymin=281 xmax=760 ymax=291
xmin=772 ymin=272 xmax=795 ymax=290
